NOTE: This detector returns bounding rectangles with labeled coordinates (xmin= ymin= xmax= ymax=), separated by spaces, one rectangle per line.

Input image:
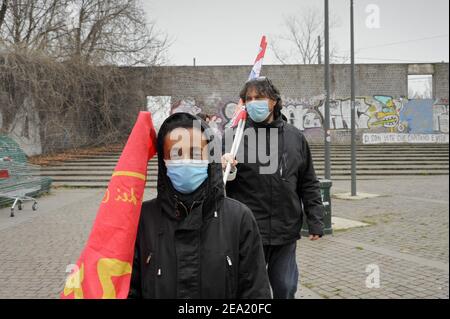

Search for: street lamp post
xmin=324 ymin=0 xmax=331 ymax=180
xmin=350 ymin=0 xmax=357 ymax=196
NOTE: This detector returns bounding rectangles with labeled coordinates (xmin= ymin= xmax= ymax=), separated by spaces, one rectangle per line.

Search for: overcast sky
xmin=143 ymin=0 xmax=449 ymax=66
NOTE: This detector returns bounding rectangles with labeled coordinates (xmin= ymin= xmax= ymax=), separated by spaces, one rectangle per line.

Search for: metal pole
xmin=318 ymin=36 xmax=322 ymax=65
xmin=324 ymin=0 xmax=331 ymax=180
xmin=350 ymin=0 xmax=357 ymax=196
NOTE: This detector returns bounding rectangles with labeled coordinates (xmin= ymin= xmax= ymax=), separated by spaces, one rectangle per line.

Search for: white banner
xmin=363 ymin=133 xmax=449 ymax=144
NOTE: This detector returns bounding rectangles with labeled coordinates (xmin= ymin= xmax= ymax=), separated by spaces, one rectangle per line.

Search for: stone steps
xmin=40 ymin=144 xmax=448 ymax=188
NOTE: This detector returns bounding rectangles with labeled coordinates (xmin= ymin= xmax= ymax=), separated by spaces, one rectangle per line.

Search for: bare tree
xmin=0 ymin=0 xmax=168 ymax=66
xmin=59 ymin=0 xmax=169 ymax=65
xmin=0 ymin=0 xmax=8 ymax=31
xmin=0 ymin=0 xmax=67 ymax=52
xmin=271 ymin=7 xmax=345 ymax=64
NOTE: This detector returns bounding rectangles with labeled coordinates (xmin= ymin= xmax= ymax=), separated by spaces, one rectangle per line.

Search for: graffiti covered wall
xmin=148 ymin=94 xmax=449 ymax=144
xmin=139 ymin=63 xmax=448 ymax=144
xmin=283 ymin=96 xmax=449 ymax=134
xmin=147 ymin=95 xmax=238 ymax=133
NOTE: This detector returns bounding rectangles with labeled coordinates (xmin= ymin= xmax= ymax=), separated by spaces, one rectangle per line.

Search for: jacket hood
xmin=156 ymin=112 xmax=224 ymax=220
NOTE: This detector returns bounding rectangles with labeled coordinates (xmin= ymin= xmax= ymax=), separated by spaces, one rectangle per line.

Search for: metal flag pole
xmin=324 ymin=0 xmax=331 ymax=180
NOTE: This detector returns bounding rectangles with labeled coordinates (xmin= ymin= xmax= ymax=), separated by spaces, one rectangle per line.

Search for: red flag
xmin=248 ymin=35 xmax=268 ymax=81
xmin=228 ymin=35 xmax=268 ymax=128
xmin=230 ymin=103 xmax=248 ymax=128
xmin=61 ymin=112 xmax=157 ymax=299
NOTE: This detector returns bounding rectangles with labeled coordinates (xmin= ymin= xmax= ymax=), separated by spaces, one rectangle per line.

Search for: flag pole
xmin=223 ymin=119 xmax=245 ymax=184
xmin=223 ymin=36 xmax=267 ymax=186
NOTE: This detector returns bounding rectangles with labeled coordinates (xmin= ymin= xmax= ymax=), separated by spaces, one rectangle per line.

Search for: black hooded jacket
xmin=128 ymin=113 xmax=271 ymax=299
xmin=224 ymin=115 xmax=325 ymax=246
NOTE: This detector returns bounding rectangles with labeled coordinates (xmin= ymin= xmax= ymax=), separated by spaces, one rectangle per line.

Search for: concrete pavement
xmin=0 ymin=175 xmax=448 ymax=299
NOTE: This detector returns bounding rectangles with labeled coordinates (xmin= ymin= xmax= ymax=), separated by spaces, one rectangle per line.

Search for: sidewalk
xmin=297 ymin=175 xmax=449 ymax=299
xmin=0 ymin=176 xmax=448 ymax=299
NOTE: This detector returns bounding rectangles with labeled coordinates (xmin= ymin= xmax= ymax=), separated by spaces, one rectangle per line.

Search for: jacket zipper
xmin=146 ymin=253 xmax=153 ymax=264
xmin=226 ymin=255 xmax=234 ymax=297
xmin=174 ymin=195 xmax=200 ymax=217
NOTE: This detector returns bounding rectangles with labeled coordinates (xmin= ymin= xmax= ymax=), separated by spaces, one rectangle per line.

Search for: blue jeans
xmin=263 ymin=242 xmax=299 ymax=299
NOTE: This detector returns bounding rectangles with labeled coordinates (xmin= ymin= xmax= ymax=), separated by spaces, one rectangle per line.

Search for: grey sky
xmin=143 ymin=0 xmax=449 ymax=66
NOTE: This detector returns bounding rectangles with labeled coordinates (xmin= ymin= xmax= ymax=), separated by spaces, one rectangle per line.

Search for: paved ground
xmin=0 ymin=176 xmax=448 ymax=299
xmin=297 ymin=176 xmax=449 ymax=299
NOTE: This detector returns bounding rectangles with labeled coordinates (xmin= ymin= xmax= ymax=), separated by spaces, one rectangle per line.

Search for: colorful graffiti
xmin=282 ymin=96 xmax=449 ymax=134
xmin=170 ymin=98 xmax=238 ymax=133
xmin=369 ymin=96 xmax=404 ymax=131
xmin=147 ymin=95 xmax=450 ymax=137
xmin=282 ymin=95 xmax=405 ymax=132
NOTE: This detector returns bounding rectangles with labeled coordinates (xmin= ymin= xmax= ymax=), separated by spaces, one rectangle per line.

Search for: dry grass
xmin=28 ymin=143 xmax=125 ymax=166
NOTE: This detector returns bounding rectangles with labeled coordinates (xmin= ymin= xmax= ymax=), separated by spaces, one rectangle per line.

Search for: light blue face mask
xmin=246 ymin=100 xmax=271 ymax=123
xmin=165 ymin=159 xmax=209 ymax=194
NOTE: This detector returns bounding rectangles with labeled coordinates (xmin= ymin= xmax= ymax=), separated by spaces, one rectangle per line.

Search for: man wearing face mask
xmin=222 ymin=77 xmax=325 ymax=299
xmin=128 ymin=112 xmax=271 ymax=299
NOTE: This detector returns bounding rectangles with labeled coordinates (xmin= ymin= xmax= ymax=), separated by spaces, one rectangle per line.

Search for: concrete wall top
xmin=124 ymin=63 xmax=448 ymax=103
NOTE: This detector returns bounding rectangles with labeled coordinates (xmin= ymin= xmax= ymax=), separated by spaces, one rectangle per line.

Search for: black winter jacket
xmin=224 ymin=116 xmax=325 ymax=246
xmin=128 ymin=113 xmax=271 ymax=299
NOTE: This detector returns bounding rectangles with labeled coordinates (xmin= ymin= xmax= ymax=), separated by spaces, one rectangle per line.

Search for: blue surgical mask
xmin=246 ymin=100 xmax=271 ymax=123
xmin=165 ymin=159 xmax=209 ymax=194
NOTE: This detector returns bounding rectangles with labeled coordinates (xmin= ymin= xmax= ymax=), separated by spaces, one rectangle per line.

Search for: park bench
xmin=0 ymin=135 xmax=52 ymax=217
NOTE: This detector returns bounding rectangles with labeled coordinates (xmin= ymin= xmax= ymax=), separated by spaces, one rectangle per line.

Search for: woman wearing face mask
xmin=128 ymin=112 xmax=271 ymax=299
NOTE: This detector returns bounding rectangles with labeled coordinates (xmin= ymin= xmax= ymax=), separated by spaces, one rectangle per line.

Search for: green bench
xmin=0 ymin=136 xmax=52 ymax=217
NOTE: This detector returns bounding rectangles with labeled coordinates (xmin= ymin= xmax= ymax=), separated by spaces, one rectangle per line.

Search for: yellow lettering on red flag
xmin=97 ymin=258 xmax=132 ymax=299
xmin=63 ymin=263 xmax=84 ymax=299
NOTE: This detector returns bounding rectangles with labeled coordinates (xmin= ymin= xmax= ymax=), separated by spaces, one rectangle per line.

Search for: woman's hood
xmin=155 ymin=112 xmax=224 ymax=218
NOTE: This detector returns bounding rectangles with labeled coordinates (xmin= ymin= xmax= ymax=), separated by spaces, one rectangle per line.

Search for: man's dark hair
xmin=239 ymin=77 xmax=283 ymax=119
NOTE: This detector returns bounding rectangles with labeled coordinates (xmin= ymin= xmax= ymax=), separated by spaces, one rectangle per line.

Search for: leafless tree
xmin=0 ymin=0 xmax=169 ymax=66
xmin=0 ymin=0 xmax=67 ymax=52
xmin=0 ymin=0 xmax=169 ymax=154
xmin=271 ymin=7 xmax=345 ymax=64
xmin=0 ymin=0 xmax=8 ymax=31
xmin=59 ymin=0 xmax=169 ymax=65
